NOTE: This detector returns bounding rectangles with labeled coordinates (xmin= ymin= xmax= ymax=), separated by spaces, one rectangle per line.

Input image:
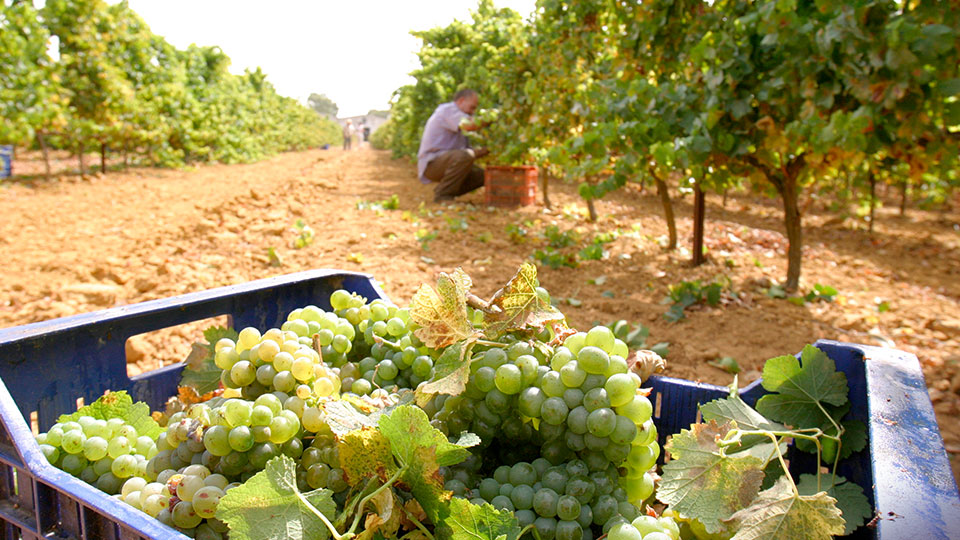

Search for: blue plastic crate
xmin=0 ymin=270 xmax=957 ymax=539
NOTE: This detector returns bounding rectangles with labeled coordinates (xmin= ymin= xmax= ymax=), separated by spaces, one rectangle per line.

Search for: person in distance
xmin=417 ymin=88 xmax=490 ymax=202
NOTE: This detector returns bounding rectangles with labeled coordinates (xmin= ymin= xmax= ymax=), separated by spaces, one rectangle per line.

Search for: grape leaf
xmin=58 ymin=391 xmax=162 ymax=440
xmin=322 ymin=400 xmax=377 ymax=436
xmin=379 ymin=405 xmax=478 ymax=523
xmin=483 ymin=263 xmax=565 ymax=338
xmin=337 ymin=427 xmax=399 ymax=486
xmin=180 ymin=342 xmax=223 ymax=395
xmin=726 ymin=476 xmax=845 ymax=540
xmin=700 ymin=393 xmax=784 ymax=433
xmin=755 ymin=345 xmax=849 ymax=427
xmin=379 ymin=405 xmax=476 ymax=468
xmin=658 ymin=420 xmax=767 ymax=534
xmin=409 ymin=268 xmax=479 ymax=348
xmin=796 ymin=474 xmax=871 ymax=536
xmin=203 ymin=325 xmax=238 ymax=346
xmin=439 ymin=498 xmax=522 ymax=540
xmin=415 ymin=341 xmax=475 ymax=407
xmin=216 ymin=455 xmax=336 ymax=540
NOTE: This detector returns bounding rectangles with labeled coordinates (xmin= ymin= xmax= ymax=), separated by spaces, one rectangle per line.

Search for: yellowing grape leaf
xmin=756 ymin=345 xmax=848 ymax=427
xmin=58 ymin=391 xmax=162 ymax=440
xmin=726 ymin=476 xmax=845 ymax=540
xmin=796 ymin=474 xmax=871 ymax=536
xmin=357 ymin=489 xmax=402 ymax=540
xmin=321 ymin=400 xmax=377 ymax=436
xmin=409 ymin=268 xmax=479 ymax=348
xmin=483 ymin=263 xmax=565 ymax=338
xmin=658 ymin=420 xmax=767 ymax=534
xmin=216 ymin=455 xmax=336 ymax=540
xmin=415 ymin=341 xmax=476 ymax=407
xmin=180 ymin=342 xmax=223 ymax=395
xmin=439 ymin=498 xmax=522 ymax=540
xmin=337 ymin=427 xmax=398 ymax=486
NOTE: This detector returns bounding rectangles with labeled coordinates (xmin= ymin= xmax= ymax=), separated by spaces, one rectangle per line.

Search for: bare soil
xmin=3 ymin=146 xmax=959 ymax=483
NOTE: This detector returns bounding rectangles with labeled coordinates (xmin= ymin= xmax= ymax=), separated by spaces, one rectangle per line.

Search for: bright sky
xmin=124 ymin=0 xmax=537 ymax=118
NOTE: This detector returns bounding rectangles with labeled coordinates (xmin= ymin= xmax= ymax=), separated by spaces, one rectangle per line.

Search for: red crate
xmin=484 ymin=166 xmax=537 ymax=207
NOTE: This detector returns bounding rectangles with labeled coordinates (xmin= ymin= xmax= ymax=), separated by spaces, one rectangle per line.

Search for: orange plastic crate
xmin=484 ymin=166 xmax=537 ymax=207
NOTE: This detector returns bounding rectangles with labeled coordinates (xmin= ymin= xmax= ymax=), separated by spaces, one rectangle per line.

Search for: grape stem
xmin=294 ymin=488 xmax=349 ymax=540
xmin=346 ymin=467 xmax=405 ymax=536
xmin=474 ymin=339 xmax=508 ymax=348
xmin=402 ymin=505 xmax=435 ymax=540
xmin=373 ymin=335 xmax=403 ymax=350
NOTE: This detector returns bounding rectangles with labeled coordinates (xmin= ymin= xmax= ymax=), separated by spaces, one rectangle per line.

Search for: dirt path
xmin=2 ymin=146 xmax=959 ymax=483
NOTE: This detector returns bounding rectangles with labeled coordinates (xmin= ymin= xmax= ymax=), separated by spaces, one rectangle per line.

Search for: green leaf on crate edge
xmin=796 ymin=474 xmax=872 ymax=536
xmin=58 ymin=391 xmax=162 ymax=440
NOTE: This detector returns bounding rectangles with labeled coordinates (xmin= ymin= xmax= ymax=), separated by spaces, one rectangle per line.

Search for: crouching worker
xmin=416 ymin=88 xmax=490 ymax=202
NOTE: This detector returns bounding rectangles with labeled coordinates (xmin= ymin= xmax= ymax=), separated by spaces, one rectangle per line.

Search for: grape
xmin=566 ymin=476 xmax=596 ymax=504
xmin=563 ymin=332 xmax=587 ymax=355
xmin=607 ymin=522 xmax=643 ymax=540
xmin=171 ymin=500 xmax=203 ymax=529
xmin=533 ymin=487 xmax=561 ymax=518
xmin=485 ymin=388 xmax=512 ymax=415
xmin=511 ymin=484 xmax=535 ymax=510
xmin=495 ymin=364 xmax=523 ymax=394
xmin=111 ymin=454 xmax=138 ymax=478
xmin=273 ymin=351 xmax=295 ymax=372
xmin=515 ymin=355 xmax=540 ymax=385
xmin=582 ymin=388 xmax=609 ymax=412
xmin=534 ymin=516 xmax=558 ymax=540
xmin=642 ymin=534 xmax=672 ymax=540
xmin=479 ymin=477 xmax=500 ymax=500
xmin=577 ymin=505 xmax=594 ymax=529
xmin=540 ymin=398 xmax=569 ymax=426
xmin=606 ymin=355 xmax=629 ymax=376
xmin=617 ymin=395 xmax=653 ymax=424
xmin=658 ymin=518 xmax=680 ymax=540
xmin=177 ymin=474 xmax=206 ymax=502
xmin=585 ymin=326 xmax=616 ymax=352
xmin=291 ymin=357 xmax=314 ymax=381
xmin=378 ymin=359 xmax=399 ymax=380
xmin=61 ymin=453 xmax=88 ymax=475
xmin=605 ymin=374 xmax=638 ymax=407
xmin=610 ymin=416 xmax=638 ymax=446
xmin=562 ymin=388 xmax=584 ymax=409
xmin=634 ymin=419 xmax=658 ymax=447
xmin=83 ymin=436 xmax=109 ymax=461
xmin=493 ymin=465 xmax=511 ymax=484
xmin=630 ymin=516 xmax=661 ymax=537
xmin=412 ymin=356 xmax=434 ymax=379
xmin=237 ymin=327 xmax=261 ymax=352
xmin=625 ymin=471 xmax=655 ymax=503
xmin=540 ymin=371 xmax=566 ymax=397
xmin=203 ymin=425 xmax=231 ymax=457
xmin=577 ymin=347 xmax=610 ymax=375
xmin=228 ymin=426 xmax=255 ymax=452
xmin=509 ymin=462 xmax=537 ymax=486
xmin=121 ymin=477 xmax=147 ymax=498
xmin=352 ymin=378 xmax=372 ymax=396
xmin=559 ymin=361 xmax=586 ymax=388
xmin=591 ymin=495 xmax=618 ymax=525
xmin=386 ymin=317 xmax=406 ymax=336
xmin=586 ymin=408 xmax=616 ymax=437
xmin=62 ymin=430 xmax=86 ymax=454
xmin=550 ymin=347 xmax=575 ymax=371
xmin=516 ymin=509 xmax=537 ymax=528
xmin=517 ymin=387 xmax=546 ymax=418
xmin=556 ymin=495 xmax=581 ymax=521
xmin=251 ymin=405 xmax=274 ymax=426
xmin=541 ymin=468 xmax=568 ymax=493
xmin=224 ymin=399 xmax=253 ymax=427
xmin=556 ymin=519 xmax=583 ymax=540
xmin=491 ymin=495 xmax=515 ymax=511
xmin=192 ymin=486 xmax=224 ymax=518
xmin=254 ymin=393 xmax=283 ymax=416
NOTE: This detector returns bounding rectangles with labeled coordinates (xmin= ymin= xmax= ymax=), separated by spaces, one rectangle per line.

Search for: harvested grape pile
xmin=2 ymin=146 xmax=959 ymax=484
xmin=33 ymin=265 xmax=871 ymax=539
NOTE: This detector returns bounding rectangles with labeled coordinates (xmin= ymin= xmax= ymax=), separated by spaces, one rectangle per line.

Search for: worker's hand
xmin=474 ymin=148 xmax=490 ymax=159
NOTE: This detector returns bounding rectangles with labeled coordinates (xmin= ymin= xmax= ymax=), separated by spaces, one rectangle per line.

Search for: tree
xmin=308 ymin=93 xmax=338 ymax=118
xmin=0 ymin=0 xmax=68 ymax=179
